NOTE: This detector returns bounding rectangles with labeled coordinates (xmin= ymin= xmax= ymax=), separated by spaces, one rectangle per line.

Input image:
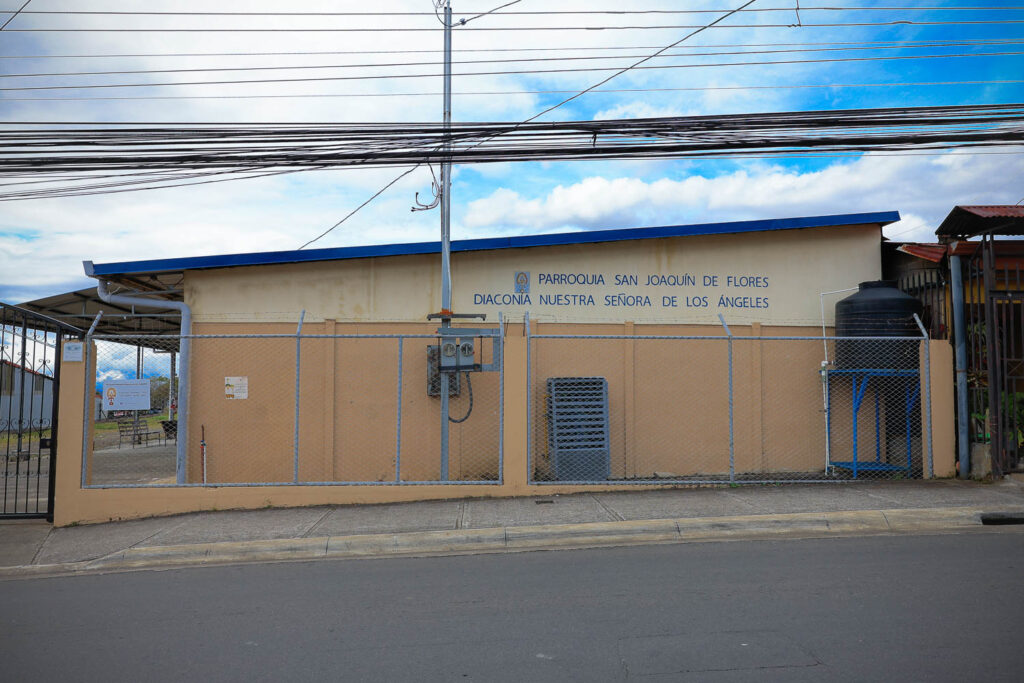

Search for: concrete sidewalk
xmin=3 ymin=479 xmax=1024 ymax=578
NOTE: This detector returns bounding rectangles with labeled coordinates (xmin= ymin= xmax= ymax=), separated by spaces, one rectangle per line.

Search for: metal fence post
xmin=395 ymin=337 xmax=403 ymax=483
xmin=524 ymin=312 xmax=531 ymax=484
xmin=293 ymin=310 xmax=305 ymax=484
xmin=80 ymin=312 xmax=102 ymax=489
xmin=718 ymin=314 xmax=735 ymax=482
xmin=497 ymin=312 xmax=504 ymax=485
xmin=914 ymin=314 xmax=934 ymax=478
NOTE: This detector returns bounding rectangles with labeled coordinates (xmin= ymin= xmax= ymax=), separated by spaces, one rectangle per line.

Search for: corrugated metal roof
xmin=936 ymin=205 xmax=1024 ymax=239
xmin=84 ymin=211 xmax=899 ymax=278
xmin=957 ymin=205 xmax=1024 ymax=219
xmin=896 ymin=243 xmax=947 ymax=263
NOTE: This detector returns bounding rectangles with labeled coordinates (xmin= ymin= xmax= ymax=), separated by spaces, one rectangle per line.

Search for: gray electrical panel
xmin=546 ymin=377 xmax=611 ymax=481
xmin=426 ymin=346 xmax=461 ymax=397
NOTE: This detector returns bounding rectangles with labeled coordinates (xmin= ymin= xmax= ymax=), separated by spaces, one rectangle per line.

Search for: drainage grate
xmin=980 ymin=512 xmax=1024 ymax=526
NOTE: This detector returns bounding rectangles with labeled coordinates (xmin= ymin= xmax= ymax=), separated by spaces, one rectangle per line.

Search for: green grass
xmin=95 ymin=413 xmax=172 ymax=432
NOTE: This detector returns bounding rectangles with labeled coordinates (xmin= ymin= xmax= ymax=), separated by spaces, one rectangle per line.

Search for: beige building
xmin=45 ymin=211 xmax=954 ymax=524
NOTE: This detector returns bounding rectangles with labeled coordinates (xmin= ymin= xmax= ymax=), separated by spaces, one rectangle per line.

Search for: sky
xmin=1 ymin=0 xmax=1022 ymax=303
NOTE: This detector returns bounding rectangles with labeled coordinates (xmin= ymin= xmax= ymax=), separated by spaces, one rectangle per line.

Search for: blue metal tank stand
xmin=825 ymin=368 xmax=920 ymax=478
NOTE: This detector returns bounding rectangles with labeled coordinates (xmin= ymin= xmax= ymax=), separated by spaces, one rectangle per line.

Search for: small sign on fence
xmin=102 ymin=379 xmax=150 ymax=411
xmin=63 ymin=341 xmax=83 ymax=362
xmin=225 ymin=376 xmax=248 ymax=400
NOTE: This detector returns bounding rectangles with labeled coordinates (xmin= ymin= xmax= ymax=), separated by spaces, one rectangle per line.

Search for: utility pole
xmin=438 ymin=1 xmax=454 ymax=480
xmin=440 ymin=0 xmax=453 ymax=316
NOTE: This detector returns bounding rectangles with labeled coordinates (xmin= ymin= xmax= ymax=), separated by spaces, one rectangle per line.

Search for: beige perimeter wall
xmin=54 ymin=328 xmax=954 ymax=526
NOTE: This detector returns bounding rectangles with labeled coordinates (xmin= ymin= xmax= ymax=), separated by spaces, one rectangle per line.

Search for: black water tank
xmin=835 ymin=280 xmax=922 ymax=369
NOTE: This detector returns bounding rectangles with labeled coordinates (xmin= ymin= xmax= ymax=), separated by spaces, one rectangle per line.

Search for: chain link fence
xmin=81 ymin=316 xmax=932 ymax=489
xmin=84 ymin=328 xmax=503 ymax=487
xmin=528 ymin=320 xmax=932 ymax=484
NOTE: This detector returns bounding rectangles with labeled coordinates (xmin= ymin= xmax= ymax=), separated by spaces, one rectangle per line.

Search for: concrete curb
xmin=2 ymin=505 xmax=1020 ymax=578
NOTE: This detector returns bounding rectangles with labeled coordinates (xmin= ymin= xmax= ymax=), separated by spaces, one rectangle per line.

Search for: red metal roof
xmin=936 ymin=205 xmax=1024 ymax=239
xmin=956 ymin=205 xmax=1024 ymax=219
xmin=896 ymin=243 xmax=947 ymax=263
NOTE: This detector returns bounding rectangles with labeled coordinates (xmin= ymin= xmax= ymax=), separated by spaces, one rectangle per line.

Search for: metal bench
xmin=117 ymin=419 xmax=162 ymax=448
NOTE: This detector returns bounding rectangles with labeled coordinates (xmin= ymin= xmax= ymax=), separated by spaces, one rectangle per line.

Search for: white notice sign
xmin=102 ymin=379 xmax=151 ymax=411
xmin=63 ymin=341 xmax=84 ymax=362
xmin=225 ymin=376 xmax=248 ymax=399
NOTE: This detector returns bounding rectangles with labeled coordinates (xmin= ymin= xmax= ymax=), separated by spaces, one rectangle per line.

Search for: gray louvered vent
xmin=546 ymin=377 xmax=610 ymax=481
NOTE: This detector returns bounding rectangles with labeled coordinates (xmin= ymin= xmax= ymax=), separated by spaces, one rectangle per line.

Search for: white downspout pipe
xmin=85 ymin=264 xmax=191 ymax=484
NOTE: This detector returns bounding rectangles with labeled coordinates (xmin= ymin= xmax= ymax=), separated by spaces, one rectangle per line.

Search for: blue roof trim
xmin=89 ymin=211 xmax=899 ymax=276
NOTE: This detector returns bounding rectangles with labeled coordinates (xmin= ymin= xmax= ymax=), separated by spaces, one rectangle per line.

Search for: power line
xmin=5 ymin=49 xmax=1020 ymax=92
xmin=460 ymin=0 xmax=523 ymax=26
xmin=0 ymin=0 xmax=30 ymax=31
xmin=297 ymin=166 xmax=420 ymax=250
xmin=4 ymin=37 xmax=1017 ymax=60
xmin=7 ymin=41 xmax=1021 ymax=79
xmin=5 ymin=20 xmax=1022 ymax=32
xmin=4 ymin=80 xmax=1022 ymax=103
xmin=516 ymin=0 xmax=759 ymax=127
xmin=2 ymin=98 xmax=1020 ymax=202
xmin=6 ymin=7 xmax=1023 ymax=16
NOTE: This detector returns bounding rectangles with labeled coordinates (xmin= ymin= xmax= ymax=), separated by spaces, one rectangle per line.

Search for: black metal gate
xmin=1 ymin=303 xmax=81 ymax=520
xmin=962 ymin=239 xmax=1024 ymax=476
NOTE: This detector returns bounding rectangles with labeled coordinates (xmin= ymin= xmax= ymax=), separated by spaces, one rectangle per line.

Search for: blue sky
xmin=1 ymin=0 xmax=1022 ymax=302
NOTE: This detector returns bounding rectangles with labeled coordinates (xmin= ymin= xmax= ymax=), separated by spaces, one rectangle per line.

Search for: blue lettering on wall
xmin=474 ymin=293 xmax=533 ymax=306
xmin=538 ymin=273 xmax=605 ymax=285
xmin=539 ymin=294 xmax=596 ymax=306
xmin=725 ymin=275 xmax=769 ymax=288
xmin=685 ymin=296 xmax=709 ymax=308
xmin=646 ymin=274 xmax=696 ymax=287
xmin=716 ymin=295 xmax=769 ymax=309
xmin=614 ymin=274 xmax=638 ymax=286
xmin=604 ymin=294 xmax=652 ymax=307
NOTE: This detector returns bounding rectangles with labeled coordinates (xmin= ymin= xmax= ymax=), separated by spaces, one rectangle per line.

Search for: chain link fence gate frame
xmin=81 ymin=319 xmax=504 ymax=488
xmin=527 ymin=316 xmax=933 ymax=485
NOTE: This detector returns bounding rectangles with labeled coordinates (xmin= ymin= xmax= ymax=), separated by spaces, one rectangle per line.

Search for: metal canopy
xmin=15 ymin=280 xmax=184 ymax=337
xmin=936 ymin=206 xmax=1024 ymax=241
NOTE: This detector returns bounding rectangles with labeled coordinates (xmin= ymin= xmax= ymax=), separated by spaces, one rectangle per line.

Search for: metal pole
xmin=525 ymin=312 xmax=531 ymax=482
xmin=395 ymin=337 xmax=403 ymax=483
xmin=293 ymin=310 xmax=305 ymax=484
xmin=168 ymin=351 xmax=175 ymax=420
xmin=497 ymin=311 xmax=504 ymax=484
xmin=81 ymin=312 xmax=102 ymax=489
xmin=718 ymin=314 xmax=735 ymax=482
xmin=46 ymin=331 xmax=63 ymax=523
xmin=950 ymin=254 xmax=970 ymax=478
xmin=440 ymin=362 xmax=450 ymax=480
xmin=437 ymin=2 xmax=454 ymax=482
xmin=913 ymin=313 xmax=934 ymax=478
xmin=440 ymin=0 xmax=453 ymax=314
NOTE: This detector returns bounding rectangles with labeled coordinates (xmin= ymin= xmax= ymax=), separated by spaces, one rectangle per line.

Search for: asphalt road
xmin=2 ymin=530 xmax=1023 ymax=682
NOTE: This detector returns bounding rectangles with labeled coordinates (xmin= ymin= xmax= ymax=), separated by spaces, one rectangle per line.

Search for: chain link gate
xmin=1 ymin=303 xmax=81 ymax=519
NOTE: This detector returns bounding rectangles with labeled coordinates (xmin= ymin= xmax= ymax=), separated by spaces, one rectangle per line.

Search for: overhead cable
xmin=6 ymin=49 xmax=1019 ymax=92
xmin=1 ymin=103 xmax=1021 ymax=200
xmin=6 ymin=20 xmax=1022 ymax=32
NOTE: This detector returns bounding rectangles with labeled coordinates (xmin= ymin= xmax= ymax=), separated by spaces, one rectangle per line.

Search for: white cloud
xmin=463 ymin=152 xmax=1024 ymax=238
xmin=593 ymin=101 xmax=691 ymax=120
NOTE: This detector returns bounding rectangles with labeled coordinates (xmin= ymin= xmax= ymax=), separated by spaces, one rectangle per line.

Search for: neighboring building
xmin=887 ymin=206 xmax=1024 ymax=476
xmin=0 ymin=359 xmax=54 ymax=433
